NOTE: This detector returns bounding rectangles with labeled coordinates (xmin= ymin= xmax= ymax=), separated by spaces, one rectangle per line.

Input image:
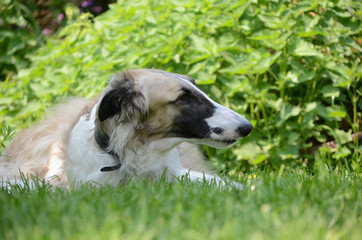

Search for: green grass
xmin=1 ymin=171 xmax=361 ymax=240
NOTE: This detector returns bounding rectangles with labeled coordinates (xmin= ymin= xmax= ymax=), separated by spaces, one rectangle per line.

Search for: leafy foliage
xmin=0 ymin=0 xmax=361 ymax=173
xmin=0 ymin=0 xmax=42 ymax=79
xmin=0 ymin=0 xmax=112 ymax=80
xmin=0 ymin=124 xmax=14 ymax=153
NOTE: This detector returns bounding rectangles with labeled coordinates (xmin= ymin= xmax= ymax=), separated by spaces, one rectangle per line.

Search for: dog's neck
xmin=89 ymin=99 xmax=183 ymax=177
xmin=94 ymin=127 xmax=122 ymax=172
xmin=67 ymin=114 xmax=183 ymax=185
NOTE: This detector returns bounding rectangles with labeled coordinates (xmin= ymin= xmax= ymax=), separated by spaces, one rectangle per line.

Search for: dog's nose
xmin=237 ymin=122 xmax=253 ymax=137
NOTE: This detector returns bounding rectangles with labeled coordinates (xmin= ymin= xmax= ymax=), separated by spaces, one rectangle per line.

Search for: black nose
xmin=237 ymin=122 xmax=253 ymax=137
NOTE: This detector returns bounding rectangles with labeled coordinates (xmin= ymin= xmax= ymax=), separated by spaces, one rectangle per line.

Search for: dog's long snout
xmin=237 ymin=122 xmax=253 ymax=137
xmin=205 ymin=104 xmax=253 ymax=140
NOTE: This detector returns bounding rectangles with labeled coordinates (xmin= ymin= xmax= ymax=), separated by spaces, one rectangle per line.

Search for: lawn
xmin=1 ymin=171 xmax=361 ymax=240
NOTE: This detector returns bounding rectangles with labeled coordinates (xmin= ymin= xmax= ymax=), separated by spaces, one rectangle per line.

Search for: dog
xmin=0 ymin=69 xmax=252 ymax=188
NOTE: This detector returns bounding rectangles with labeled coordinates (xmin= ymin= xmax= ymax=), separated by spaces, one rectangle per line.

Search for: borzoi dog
xmin=0 ymin=69 xmax=252 ymax=188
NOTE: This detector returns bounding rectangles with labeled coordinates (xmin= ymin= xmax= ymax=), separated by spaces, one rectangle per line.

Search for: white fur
xmin=65 ymin=103 xmax=224 ymax=187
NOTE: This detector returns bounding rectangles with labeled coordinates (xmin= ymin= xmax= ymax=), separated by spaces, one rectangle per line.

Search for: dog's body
xmin=0 ymin=69 xmax=252 ymax=188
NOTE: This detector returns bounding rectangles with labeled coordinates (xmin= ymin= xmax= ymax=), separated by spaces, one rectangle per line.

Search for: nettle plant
xmin=0 ymin=0 xmax=360 ymax=173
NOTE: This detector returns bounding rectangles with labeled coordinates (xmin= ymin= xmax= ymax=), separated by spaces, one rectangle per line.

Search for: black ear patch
xmin=98 ymin=74 xmax=146 ymax=122
xmin=98 ymin=87 xmax=133 ymax=122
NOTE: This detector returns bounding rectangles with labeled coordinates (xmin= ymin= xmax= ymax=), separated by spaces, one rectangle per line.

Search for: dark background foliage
xmin=0 ymin=0 xmax=115 ymax=79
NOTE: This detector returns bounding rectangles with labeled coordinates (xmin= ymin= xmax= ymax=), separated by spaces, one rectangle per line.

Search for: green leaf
xmin=189 ymin=34 xmax=213 ymax=55
xmin=296 ymin=27 xmax=329 ymax=37
xmin=325 ymin=62 xmax=354 ymax=80
xmin=251 ymin=51 xmax=282 ymax=74
xmin=277 ymin=144 xmax=300 ymax=160
xmin=283 ymin=60 xmax=316 ymax=83
xmin=293 ymin=1 xmax=315 ymax=13
xmin=220 ymin=65 xmax=249 ymax=75
xmin=300 ymin=112 xmax=315 ymax=129
xmin=326 ymin=107 xmax=347 ymax=119
xmin=233 ymin=142 xmax=262 ymax=160
xmin=288 ymin=132 xmax=300 ymax=145
xmin=248 ymin=29 xmax=280 ymax=40
xmin=225 ymin=76 xmax=249 ymax=97
xmin=341 ymin=37 xmax=362 ymax=52
xmin=257 ymin=14 xmax=281 ymax=29
xmin=321 ymin=85 xmax=340 ymax=98
xmin=305 ymin=102 xmax=317 ymax=112
xmin=194 ymin=71 xmax=216 ymax=85
xmin=333 ymin=147 xmax=351 ymax=159
xmin=276 ymin=103 xmax=302 ymax=127
xmin=289 ymin=39 xmax=322 ymax=58
xmin=314 ymin=102 xmax=330 ymax=120
xmin=249 ymin=154 xmax=268 ymax=165
xmin=334 ymin=129 xmax=352 ymax=145
xmin=17 ymin=101 xmax=42 ymax=116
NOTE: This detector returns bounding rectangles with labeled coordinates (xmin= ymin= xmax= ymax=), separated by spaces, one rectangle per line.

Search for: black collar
xmin=94 ymin=127 xmax=122 ymax=172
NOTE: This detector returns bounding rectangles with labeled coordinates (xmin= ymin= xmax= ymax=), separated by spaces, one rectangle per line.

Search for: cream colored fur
xmin=0 ymin=99 xmax=95 ymax=187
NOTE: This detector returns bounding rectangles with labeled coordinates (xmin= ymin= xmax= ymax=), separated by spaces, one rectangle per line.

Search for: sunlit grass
xmin=1 ymin=171 xmax=361 ymax=240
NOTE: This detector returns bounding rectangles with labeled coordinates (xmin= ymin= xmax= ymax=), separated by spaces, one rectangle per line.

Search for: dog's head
xmin=95 ymin=69 xmax=252 ymax=149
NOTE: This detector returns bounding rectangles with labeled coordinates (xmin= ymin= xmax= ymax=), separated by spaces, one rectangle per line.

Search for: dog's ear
xmin=98 ymin=73 xmax=147 ymax=123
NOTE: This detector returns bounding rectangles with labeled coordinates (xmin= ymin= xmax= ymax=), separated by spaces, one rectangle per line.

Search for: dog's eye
xmin=177 ymin=91 xmax=193 ymax=104
xmin=178 ymin=93 xmax=190 ymax=102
